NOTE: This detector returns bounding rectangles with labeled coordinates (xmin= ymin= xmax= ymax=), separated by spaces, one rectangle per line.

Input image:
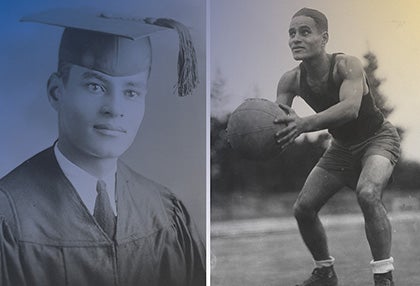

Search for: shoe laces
xmin=309 ymin=268 xmax=324 ymax=280
xmin=297 ymin=268 xmax=330 ymax=285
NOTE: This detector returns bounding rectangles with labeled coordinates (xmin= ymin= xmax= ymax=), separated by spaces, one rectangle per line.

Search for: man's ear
xmin=47 ymin=73 xmax=63 ymax=111
xmin=321 ymin=31 xmax=329 ymax=47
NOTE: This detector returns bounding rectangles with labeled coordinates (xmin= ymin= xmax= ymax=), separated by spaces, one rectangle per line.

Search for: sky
xmin=211 ymin=0 xmax=420 ymax=162
xmin=0 ymin=0 xmax=206 ymax=236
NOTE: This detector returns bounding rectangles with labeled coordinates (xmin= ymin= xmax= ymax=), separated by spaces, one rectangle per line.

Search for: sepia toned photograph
xmin=211 ymin=0 xmax=420 ymax=285
xmin=0 ymin=0 xmax=206 ymax=285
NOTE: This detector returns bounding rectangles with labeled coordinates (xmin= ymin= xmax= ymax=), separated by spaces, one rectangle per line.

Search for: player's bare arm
xmin=275 ymin=67 xmax=299 ymax=106
xmin=275 ymin=55 xmax=366 ymax=148
xmin=273 ymin=68 xmax=306 ymax=148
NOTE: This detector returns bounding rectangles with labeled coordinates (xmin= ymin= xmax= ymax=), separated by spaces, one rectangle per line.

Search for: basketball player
xmin=274 ymin=8 xmax=400 ymax=286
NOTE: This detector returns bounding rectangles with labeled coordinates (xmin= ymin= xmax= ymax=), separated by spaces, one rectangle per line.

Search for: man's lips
xmin=93 ymin=124 xmax=127 ymax=135
xmin=292 ymin=46 xmax=305 ymax=52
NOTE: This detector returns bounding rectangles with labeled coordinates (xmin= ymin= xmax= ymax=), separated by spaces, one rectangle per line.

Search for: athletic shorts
xmin=317 ymin=121 xmax=401 ymax=189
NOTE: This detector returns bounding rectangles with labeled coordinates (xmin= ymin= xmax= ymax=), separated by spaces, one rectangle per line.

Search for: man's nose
xmin=291 ymin=34 xmax=302 ymax=43
xmin=100 ymin=93 xmax=124 ymax=118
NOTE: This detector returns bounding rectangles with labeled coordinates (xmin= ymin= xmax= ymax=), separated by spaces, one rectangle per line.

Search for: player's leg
xmin=355 ymin=121 xmax=400 ymax=285
xmin=293 ymin=166 xmax=345 ymax=286
xmin=357 ymin=155 xmax=394 ymax=260
xmin=294 ymin=166 xmax=345 ymax=261
xmin=356 ymin=155 xmax=395 ymax=285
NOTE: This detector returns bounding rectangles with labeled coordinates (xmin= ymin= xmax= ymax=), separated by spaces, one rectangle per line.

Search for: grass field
xmin=211 ymin=213 xmax=420 ymax=286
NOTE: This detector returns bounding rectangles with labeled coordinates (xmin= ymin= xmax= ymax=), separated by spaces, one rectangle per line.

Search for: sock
xmin=314 ymin=256 xmax=335 ymax=268
xmin=370 ymin=257 xmax=394 ymax=274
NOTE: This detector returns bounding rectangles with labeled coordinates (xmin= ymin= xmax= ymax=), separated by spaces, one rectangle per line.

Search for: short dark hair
xmin=56 ymin=61 xmax=72 ymax=85
xmin=46 ymin=61 xmax=72 ymax=91
xmin=293 ymin=8 xmax=328 ymax=33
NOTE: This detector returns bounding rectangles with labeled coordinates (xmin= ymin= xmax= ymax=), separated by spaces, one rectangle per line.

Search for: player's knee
xmin=356 ymin=184 xmax=382 ymax=210
xmin=293 ymin=200 xmax=316 ymax=221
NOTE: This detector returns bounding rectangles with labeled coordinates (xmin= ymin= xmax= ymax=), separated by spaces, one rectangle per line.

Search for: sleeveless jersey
xmin=299 ymin=53 xmax=384 ymax=144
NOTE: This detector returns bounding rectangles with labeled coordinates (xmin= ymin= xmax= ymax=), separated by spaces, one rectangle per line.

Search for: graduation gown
xmin=0 ymin=147 xmax=205 ymax=286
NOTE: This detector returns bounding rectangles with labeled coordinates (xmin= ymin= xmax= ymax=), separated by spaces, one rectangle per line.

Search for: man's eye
xmin=125 ymin=90 xmax=141 ymax=99
xmin=301 ymin=30 xmax=310 ymax=36
xmin=87 ymin=83 xmax=105 ymax=93
xmin=289 ymin=31 xmax=296 ymax=37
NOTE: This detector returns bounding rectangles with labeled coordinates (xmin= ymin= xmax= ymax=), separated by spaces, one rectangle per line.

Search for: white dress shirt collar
xmin=54 ymin=144 xmax=117 ymax=215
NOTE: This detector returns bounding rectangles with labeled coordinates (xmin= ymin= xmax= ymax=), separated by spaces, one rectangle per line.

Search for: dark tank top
xmin=299 ymin=53 xmax=384 ymax=145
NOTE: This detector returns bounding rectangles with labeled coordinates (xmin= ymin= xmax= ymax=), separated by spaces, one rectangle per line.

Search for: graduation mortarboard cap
xmin=21 ymin=8 xmax=198 ymax=96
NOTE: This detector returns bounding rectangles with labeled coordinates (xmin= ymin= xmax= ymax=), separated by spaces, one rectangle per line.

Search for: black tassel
xmin=145 ymin=18 xmax=198 ymax=97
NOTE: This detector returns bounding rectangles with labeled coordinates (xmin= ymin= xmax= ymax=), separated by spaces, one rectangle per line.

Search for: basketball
xmin=226 ymin=98 xmax=287 ymax=160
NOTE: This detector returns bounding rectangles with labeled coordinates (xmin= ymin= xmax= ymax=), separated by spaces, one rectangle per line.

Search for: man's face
xmin=54 ymin=64 xmax=149 ymax=161
xmin=288 ymin=15 xmax=327 ymax=61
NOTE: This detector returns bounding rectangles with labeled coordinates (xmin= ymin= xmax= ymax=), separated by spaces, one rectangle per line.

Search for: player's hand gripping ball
xmin=226 ymin=98 xmax=287 ymax=160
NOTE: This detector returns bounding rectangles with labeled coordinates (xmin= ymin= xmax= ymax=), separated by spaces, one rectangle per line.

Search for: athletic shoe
xmin=295 ymin=266 xmax=338 ymax=286
xmin=374 ymin=272 xmax=394 ymax=286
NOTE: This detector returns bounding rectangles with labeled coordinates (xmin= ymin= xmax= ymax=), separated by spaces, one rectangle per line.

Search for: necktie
xmin=94 ymin=180 xmax=116 ymax=239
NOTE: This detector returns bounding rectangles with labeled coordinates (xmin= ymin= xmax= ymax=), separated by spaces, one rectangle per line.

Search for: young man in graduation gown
xmin=274 ymin=8 xmax=400 ymax=286
xmin=0 ymin=8 xmax=205 ymax=286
